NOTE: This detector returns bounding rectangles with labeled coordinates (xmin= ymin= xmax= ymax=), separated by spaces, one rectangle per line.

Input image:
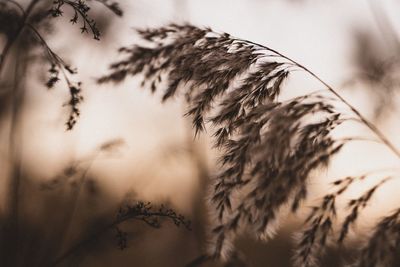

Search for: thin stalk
xmin=26 ymin=23 xmax=74 ymax=87
xmin=6 ymin=0 xmax=26 ymax=15
xmin=1 ymin=0 xmax=40 ymax=265
xmin=53 ymin=156 xmax=97 ymax=263
xmin=0 ymin=0 xmax=39 ymax=75
xmin=51 ymin=220 xmax=121 ymax=267
xmin=3 ymin=48 xmax=23 ymax=267
xmin=239 ymin=38 xmax=400 ymax=159
xmin=0 ymin=40 xmax=14 ymax=75
xmin=367 ymin=0 xmax=400 ymax=52
xmin=300 ymin=63 xmax=400 ymax=159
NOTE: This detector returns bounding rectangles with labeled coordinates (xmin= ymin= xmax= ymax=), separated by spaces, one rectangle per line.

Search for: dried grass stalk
xmin=100 ymin=23 xmax=400 ymax=266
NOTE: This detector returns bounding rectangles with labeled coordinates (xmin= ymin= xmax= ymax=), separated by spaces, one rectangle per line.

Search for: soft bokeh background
xmin=1 ymin=0 xmax=400 ymax=266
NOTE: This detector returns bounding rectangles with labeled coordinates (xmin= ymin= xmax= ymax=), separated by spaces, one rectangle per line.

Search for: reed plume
xmin=100 ymin=23 xmax=400 ymax=267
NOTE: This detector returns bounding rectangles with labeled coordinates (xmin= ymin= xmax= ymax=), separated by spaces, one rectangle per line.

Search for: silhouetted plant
xmin=0 ymin=139 xmax=191 ymax=266
xmin=100 ymin=23 xmax=400 ymax=267
xmin=0 ymin=2 xmax=201 ymax=267
xmin=345 ymin=1 xmax=400 ymax=122
xmin=0 ymin=1 xmax=122 ymax=266
xmin=348 ymin=30 xmax=400 ymax=122
xmin=0 ymin=0 xmax=122 ymax=129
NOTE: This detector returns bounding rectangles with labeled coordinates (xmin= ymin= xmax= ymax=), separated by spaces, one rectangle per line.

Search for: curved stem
xmin=26 ymin=23 xmax=73 ymax=87
xmin=0 ymin=39 xmax=15 ymax=75
xmin=299 ymin=63 xmax=400 ymax=159
xmin=63 ymin=0 xmax=100 ymax=39
xmin=6 ymin=0 xmax=26 ymax=15
xmin=239 ymin=38 xmax=400 ymax=159
xmin=0 ymin=0 xmax=39 ymax=75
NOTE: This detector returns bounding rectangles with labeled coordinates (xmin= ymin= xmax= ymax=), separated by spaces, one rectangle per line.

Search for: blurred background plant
xmin=346 ymin=0 xmax=400 ymax=123
xmin=0 ymin=1 xmax=194 ymax=266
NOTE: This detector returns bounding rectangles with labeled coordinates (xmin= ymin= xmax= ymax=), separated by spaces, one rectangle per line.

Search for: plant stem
xmin=0 ymin=0 xmax=39 ymax=75
xmin=367 ymin=0 xmax=400 ymax=52
xmin=6 ymin=0 xmax=26 ymax=15
xmin=53 ymin=157 xmax=96 ymax=264
xmin=298 ymin=62 xmax=400 ymax=159
xmin=50 ymin=220 xmax=121 ymax=267
xmin=2 ymin=47 xmax=23 ymax=267
xmin=0 ymin=40 xmax=14 ymax=75
xmin=1 ymin=0 xmax=40 ymax=265
xmin=240 ymin=39 xmax=400 ymax=159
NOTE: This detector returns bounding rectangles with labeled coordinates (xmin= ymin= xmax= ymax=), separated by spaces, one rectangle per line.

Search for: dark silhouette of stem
xmin=0 ymin=0 xmax=38 ymax=75
xmin=0 ymin=34 xmax=15 ymax=75
xmin=53 ymin=157 xmax=96 ymax=263
xmin=367 ymin=0 xmax=400 ymax=52
xmin=3 ymin=48 xmax=23 ymax=267
xmin=6 ymin=0 xmax=26 ymax=15
xmin=1 ymin=1 xmax=40 ymax=265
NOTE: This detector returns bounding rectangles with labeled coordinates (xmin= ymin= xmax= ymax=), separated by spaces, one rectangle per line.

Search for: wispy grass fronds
xmin=99 ymin=23 xmax=349 ymax=259
xmin=293 ymin=175 xmax=356 ymax=267
xmin=295 ymin=173 xmax=392 ymax=267
xmin=338 ymin=177 xmax=391 ymax=243
xmin=208 ymin=98 xmax=346 ymax=259
xmin=100 ymin=23 xmax=400 ymax=265
xmin=293 ymin=193 xmax=336 ymax=267
xmin=352 ymin=207 xmax=400 ymax=267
